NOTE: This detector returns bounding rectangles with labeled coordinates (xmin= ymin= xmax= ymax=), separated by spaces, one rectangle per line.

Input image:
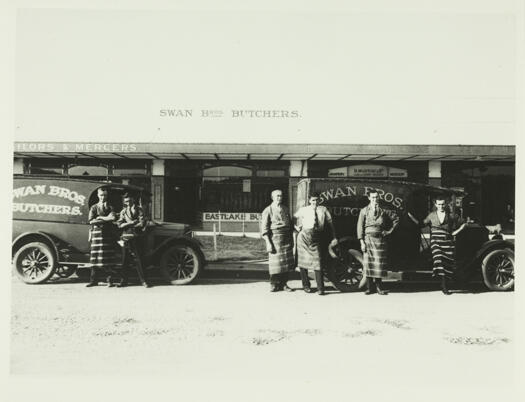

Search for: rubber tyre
xmin=13 ymin=242 xmax=57 ymax=284
xmin=324 ymin=248 xmax=367 ymax=291
xmin=346 ymin=249 xmax=367 ymax=290
xmin=481 ymin=248 xmax=514 ymax=291
xmin=159 ymin=244 xmax=202 ymax=285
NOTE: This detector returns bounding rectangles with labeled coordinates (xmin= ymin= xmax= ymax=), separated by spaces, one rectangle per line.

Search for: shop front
xmin=13 ymin=142 xmax=515 ymax=235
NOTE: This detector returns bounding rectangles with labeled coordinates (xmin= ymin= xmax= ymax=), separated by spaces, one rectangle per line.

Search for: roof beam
xmin=398 ymin=155 xmax=419 ymax=161
xmin=366 ymin=154 xmax=386 ymax=161
xmin=78 ymin=152 xmax=98 ymax=159
xmin=112 ymin=153 xmax=129 ymax=159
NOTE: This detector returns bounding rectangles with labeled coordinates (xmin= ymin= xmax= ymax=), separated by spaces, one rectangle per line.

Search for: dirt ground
xmin=195 ymin=235 xmax=267 ymax=262
xmin=9 ymin=273 xmax=518 ymax=401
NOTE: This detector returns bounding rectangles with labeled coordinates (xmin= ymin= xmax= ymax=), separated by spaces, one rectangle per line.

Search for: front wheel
xmin=159 ymin=244 xmax=202 ymax=285
xmin=13 ymin=242 xmax=57 ymax=284
xmin=481 ymin=248 xmax=514 ymax=291
xmin=328 ymin=248 xmax=367 ymax=291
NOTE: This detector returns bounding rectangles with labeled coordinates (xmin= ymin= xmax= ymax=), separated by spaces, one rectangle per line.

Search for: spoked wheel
xmin=55 ymin=265 xmax=77 ymax=278
xmin=13 ymin=242 xmax=57 ymax=284
xmin=481 ymin=248 xmax=514 ymax=291
xmin=327 ymin=248 xmax=367 ymax=292
xmin=159 ymin=244 xmax=202 ymax=285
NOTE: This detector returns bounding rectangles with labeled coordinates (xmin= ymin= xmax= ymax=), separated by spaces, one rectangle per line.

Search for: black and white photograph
xmin=2 ymin=1 xmax=523 ymax=402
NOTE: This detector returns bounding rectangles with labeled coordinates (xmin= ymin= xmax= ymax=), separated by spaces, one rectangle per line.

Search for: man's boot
xmin=441 ymin=276 xmax=451 ymax=295
xmin=375 ymin=278 xmax=389 ymax=295
xmin=364 ymin=277 xmax=375 ymax=295
xmin=85 ymin=268 xmax=98 ymax=287
xmin=315 ymin=270 xmax=325 ymax=295
xmin=300 ymin=269 xmax=313 ymax=293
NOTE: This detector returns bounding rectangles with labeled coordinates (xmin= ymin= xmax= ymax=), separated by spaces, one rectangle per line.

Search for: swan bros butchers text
xmin=13 ymin=184 xmax=85 ymax=216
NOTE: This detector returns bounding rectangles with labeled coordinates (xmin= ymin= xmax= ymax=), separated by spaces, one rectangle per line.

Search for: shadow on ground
xmin=30 ymin=269 xmax=492 ymax=293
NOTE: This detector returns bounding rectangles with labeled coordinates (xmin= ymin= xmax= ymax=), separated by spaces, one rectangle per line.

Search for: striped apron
xmin=363 ymin=231 xmax=389 ymax=278
xmin=268 ymin=229 xmax=294 ymax=275
xmin=89 ymin=223 xmax=117 ymax=269
xmin=430 ymin=227 xmax=456 ymax=279
xmin=297 ymin=229 xmax=322 ymax=271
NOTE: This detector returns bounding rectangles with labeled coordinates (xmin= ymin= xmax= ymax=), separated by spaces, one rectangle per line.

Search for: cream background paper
xmin=2 ymin=1 xmax=523 ymax=401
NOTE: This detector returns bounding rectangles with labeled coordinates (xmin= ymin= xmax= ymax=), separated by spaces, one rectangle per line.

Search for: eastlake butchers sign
xmin=203 ymin=212 xmax=262 ymax=222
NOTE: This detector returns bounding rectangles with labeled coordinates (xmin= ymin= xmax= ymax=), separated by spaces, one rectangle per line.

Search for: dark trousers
xmin=89 ymin=267 xmax=115 ymax=283
xmin=300 ymin=268 xmax=324 ymax=293
xmin=270 ymin=272 xmax=289 ymax=288
xmin=120 ymin=238 xmax=147 ymax=284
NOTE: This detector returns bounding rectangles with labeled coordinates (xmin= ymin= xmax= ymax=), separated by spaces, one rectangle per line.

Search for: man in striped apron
xmin=408 ymin=197 xmax=466 ymax=294
xmin=357 ymin=190 xmax=399 ymax=295
xmin=295 ymin=192 xmax=337 ymax=295
xmin=261 ymin=189 xmax=295 ymax=292
xmin=86 ymin=187 xmax=118 ymax=287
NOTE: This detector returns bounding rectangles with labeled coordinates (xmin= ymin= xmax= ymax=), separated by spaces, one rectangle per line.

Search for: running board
xmin=384 ymin=271 xmax=434 ymax=281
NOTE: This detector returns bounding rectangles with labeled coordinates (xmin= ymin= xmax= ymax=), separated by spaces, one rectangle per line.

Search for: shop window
xmin=442 ymin=162 xmax=515 ymax=229
xmin=201 ymin=178 xmax=288 ymax=213
xmin=68 ymin=164 xmax=109 ymax=177
xmin=28 ymin=160 xmax=65 ymax=175
xmin=256 ymin=169 xmax=286 ymax=177
xmin=112 ymin=161 xmax=149 ymax=176
xmin=203 ymin=166 xmax=252 ymax=181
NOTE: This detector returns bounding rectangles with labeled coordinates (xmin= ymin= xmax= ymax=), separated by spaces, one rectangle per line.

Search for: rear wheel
xmin=13 ymin=242 xmax=57 ymax=284
xmin=481 ymin=248 xmax=514 ymax=291
xmin=159 ymin=244 xmax=202 ymax=285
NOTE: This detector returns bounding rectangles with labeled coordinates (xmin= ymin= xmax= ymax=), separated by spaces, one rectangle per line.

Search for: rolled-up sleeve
xmin=357 ymin=209 xmax=365 ymax=240
xmin=88 ymin=205 xmax=99 ymax=223
xmin=385 ymin=209 xmax=400 ymax=235
xmin=452 ymin=214 xmax=464 ymax=231
xmin=422 ymin=213 xmax=432 ymax=228
xmin=324 ymin=207 xmax=333 ymax=224
xmin=261 ymin=207 xmax=271 ymax=237
xmin=117 ymin=209 xmax=126 ymax=227
xmin=137 ymin=207 xmax=146 ymax=228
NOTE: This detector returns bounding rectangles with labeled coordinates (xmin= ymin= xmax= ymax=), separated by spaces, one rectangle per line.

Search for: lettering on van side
xmin=319 ymin=185 xmax=404 ymax=210
xmin=13 ymin=203 xmax=82 ymax=216
xmin=13 ymin=185 xmax=86 ymax=205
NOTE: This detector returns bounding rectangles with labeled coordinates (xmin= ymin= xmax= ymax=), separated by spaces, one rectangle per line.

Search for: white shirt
xmin=294 ymin=205 xmax=332 ymax=230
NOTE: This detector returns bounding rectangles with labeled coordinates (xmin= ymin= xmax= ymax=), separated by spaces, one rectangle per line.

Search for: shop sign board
xmin=328 ymin=165 xmax=408 ymax=178
xmin=203 ymin=212 xmax=261 ymax=222
xmin=242 ymin=179 xmax=251 ymax=192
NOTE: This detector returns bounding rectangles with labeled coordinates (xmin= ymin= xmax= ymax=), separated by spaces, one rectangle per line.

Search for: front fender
xmin=475 ymin=239 xmax=514 ymax=261
xmin=328 ymin=236 xmax=360 ymax=259
xmin=457 ymin=239 xmax=514 ymax=283
xmin=12 ymin=231 xmax=61 ymax=260
xmin=151 ymin=236 xmax=207 ymax=268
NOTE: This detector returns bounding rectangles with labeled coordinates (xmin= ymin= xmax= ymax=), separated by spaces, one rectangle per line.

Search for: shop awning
xmin=13 ymin=142 xmax=515 ymax=161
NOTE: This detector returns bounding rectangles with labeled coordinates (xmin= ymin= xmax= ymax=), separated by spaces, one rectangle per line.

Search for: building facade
xmin=13 ymin=142 xmax=515 ymax=233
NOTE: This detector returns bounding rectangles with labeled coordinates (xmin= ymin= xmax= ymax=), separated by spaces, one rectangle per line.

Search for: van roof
xmin=297 ymin=177 xmax=466 ymax=196
xmin=13 ymin=175 xmax=150 ymax=194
